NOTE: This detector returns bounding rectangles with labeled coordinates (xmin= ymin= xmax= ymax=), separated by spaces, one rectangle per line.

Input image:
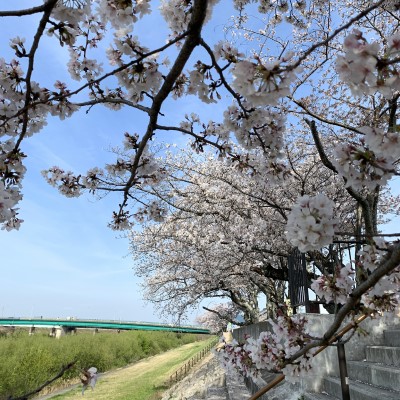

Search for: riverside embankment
xmin=35 ymin=340 xmax=214 ymax=400
xmin=0 ymin=329 xmax=208 ymax=399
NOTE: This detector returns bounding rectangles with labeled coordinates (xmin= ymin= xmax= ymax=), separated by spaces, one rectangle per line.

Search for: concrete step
xmin=207 ymin=386 xmax=228 ymax=400
xmin=225 ymin=372 xmax=252 ymax=400
xmin=347 ymin=360 xmax=400 ymax=392
xmin=366 ymin=345 xmax=400 ymax=366
xmin=323 ymin=376 xmax=400 ymax=400
xmin=203 ymin=394 xmax=227 ymax=400
xmin=384 ymin=329 xmax=400 ymax=347
xmin=303 ymin=393 xmax=337 ymax=400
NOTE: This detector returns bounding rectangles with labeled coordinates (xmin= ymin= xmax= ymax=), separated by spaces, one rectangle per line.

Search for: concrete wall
xmin=232 ymin=311 xmax=400 ymax=393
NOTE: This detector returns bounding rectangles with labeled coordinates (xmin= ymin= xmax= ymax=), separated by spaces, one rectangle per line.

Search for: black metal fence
xmin=288 ymin=248 xmax=312 ymax=313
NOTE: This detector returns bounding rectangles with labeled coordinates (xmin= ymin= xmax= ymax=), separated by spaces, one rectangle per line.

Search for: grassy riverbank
xmin=47 ymin=339 xmax=215 ymax=400
xmin=0 ymin=329 xmax=208 ymax=399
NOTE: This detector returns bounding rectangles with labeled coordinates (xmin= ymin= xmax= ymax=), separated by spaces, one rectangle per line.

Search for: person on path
xmin=80 ymin=367 xmax=98 ymax=395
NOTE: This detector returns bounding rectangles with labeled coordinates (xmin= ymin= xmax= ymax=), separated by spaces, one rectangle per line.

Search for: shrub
xmin=0 ymin=329 xmax=203 ymax=398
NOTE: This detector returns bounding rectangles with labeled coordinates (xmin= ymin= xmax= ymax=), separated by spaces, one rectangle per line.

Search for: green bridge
xmin=0 ymin=318 xmax=210 ymax=335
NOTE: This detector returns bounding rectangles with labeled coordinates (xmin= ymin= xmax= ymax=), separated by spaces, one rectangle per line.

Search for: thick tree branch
xmin=118 ymin=0 xmax=209 ymax=215
xmin=0 ymin=1 xmax=53 ymax=17
xmin=15 ymin=0 xmax=58 ymax=150
xmin=9 ymin=361 xmax=77 ymax=400
xmin=202 ymin=306 xmax=245 ymax=327
xmin=304 ymin=119 xmax=337 ymax=174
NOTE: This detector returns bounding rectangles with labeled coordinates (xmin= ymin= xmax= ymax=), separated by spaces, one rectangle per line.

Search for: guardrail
xmin=166 ymin=338 xmax=218 ymax=387
xmin=0 ymin=318 xmax=210 ymax=334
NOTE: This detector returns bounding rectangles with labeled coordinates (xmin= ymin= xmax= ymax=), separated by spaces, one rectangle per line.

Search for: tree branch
xmin=15 ymin=0 xmax=59 ymax=150
xmin=118 ymin=0 xmax=209 ymax=215
xmin=0 ymin=1 xmax=53 ymax=17
xmin=202 ymin=306 xmax=245 ymax=327
xmin=9 ymin=360 xmax=77 ymax=400
xmin=287 ymin=0 xmax=386 ymax=72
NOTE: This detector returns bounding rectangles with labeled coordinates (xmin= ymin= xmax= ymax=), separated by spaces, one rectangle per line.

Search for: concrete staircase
xmin=161 ymin=354 xmax=252 ymax=400
xmin=189 ymin=372 xmax=251 ymax=400
xmin=189 ymin=384 xmax=228 ymax=400
xmin=304 ymin=326 xmax=400 ymax=400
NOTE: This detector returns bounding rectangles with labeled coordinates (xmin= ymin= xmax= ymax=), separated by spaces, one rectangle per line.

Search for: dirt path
xmin=35 ymin=341 xmax=211 ymax=400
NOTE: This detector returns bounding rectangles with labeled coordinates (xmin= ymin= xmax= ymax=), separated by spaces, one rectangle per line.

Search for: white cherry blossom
xmin=286 ymin=194 xmax=337 ymax=252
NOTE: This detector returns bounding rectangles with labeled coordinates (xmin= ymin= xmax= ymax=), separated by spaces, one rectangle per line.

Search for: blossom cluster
xmin=285 ymin=194 xmax=337 ymax=252
xmin=311 ymin=264 xmax=354 ymax=305
xmin=160 ymin=0 xmax=219 ymax=38
xmin=223 ymin=106 xmax=285 ymax=154
xmin=336 ymin=30 xmax=400 ymax=98
xmin=0 ymin=180 xmax=23 ymax=231
xmin=135 ymin=200 xmax=167 ymax=223
xmin=216 ymin=314 xmax=312 ymax=383
xmin=359 ymin=239 xmax=399 ymax=313
xmin=231 ymin=56 xmax=298 ymax=107
xmin=0 ymin=140 xmax=25 ymax=230
xmin=333 ymin=125 xmax=400 ymax=191
xmin=332 ymin=142 xmax=394 ymax=191
xmin=42 ymin=167 xmax=83 ymax=198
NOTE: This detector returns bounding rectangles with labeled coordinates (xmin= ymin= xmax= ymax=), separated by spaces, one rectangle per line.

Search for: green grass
xmin=0 ymin=329 xmax=207 ymax=400
xmin=50 ymin=338 xmax=216 ymax=400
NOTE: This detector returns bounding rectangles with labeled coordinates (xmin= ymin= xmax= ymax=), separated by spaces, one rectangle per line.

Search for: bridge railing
xmin=0 ymin=318 xmax=210 ymax=334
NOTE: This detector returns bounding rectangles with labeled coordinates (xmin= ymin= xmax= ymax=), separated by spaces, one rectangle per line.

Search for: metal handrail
xmin=248 ymin=313 xmax=369 ymax=400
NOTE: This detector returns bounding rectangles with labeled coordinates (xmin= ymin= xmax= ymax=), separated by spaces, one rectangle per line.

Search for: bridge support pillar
xmin=56 ymin=326 xmax=77 ymax=338
xmin=55 ymin=327 xmax=66 ymax=339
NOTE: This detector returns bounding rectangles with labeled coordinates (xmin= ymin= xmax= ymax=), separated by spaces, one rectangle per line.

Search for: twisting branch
xmin=15 ymin=0 xmax=59 ymax=150
xmin=294 ymin=99 xmax=361 ymax=134
xmin=199 ymin=38 xmax=250 ymax=113
xmin=0 ymin=1 xmax=53 ymax=17
xmin=290 ymin=241 xmax=400 ymax=361
xmin=304 ymin=118 xmax=337 ymax=173
xmin=287 ymin=0 xmax=386 ymax=72
xmin=75 ymin=98 xmax=151 ymax=114
xmin=0 ymin=29 xmax=191 ymax=132
xmin=9 ymin=360 xmax=77 ymax=400
xmin=118 ymin=0 xmax=210 ymax=216
xmin=388 ymin=95 xmax=399 ymax=131
xmin=155 ymin=124 xmax=228 ymax=152
xmin=202 ymin=306 xmax=245 ymax=327
xmin=304 ymin=118 xmax=376 ymax=237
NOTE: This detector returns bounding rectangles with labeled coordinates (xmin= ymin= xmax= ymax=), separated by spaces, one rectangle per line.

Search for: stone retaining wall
xmin=161 ymin=354 xmax=226 ymax=400
xmin=232 ymin=311 xmax=400 ymax=393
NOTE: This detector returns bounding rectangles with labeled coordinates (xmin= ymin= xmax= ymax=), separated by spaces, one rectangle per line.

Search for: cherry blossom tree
xmin=2 ymin=0 xmax=400 ymax=385
xmin=129 ymin=145 xmax=361 ymax=321
xmin=195 ymin=303 xmax=242 ymax=333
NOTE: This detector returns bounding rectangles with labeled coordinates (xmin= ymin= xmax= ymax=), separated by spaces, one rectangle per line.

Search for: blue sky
xmin=2 ymin=2 xmax=399 ymax=325
xmin=0 ymin=1 xmax=235 ymax=323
